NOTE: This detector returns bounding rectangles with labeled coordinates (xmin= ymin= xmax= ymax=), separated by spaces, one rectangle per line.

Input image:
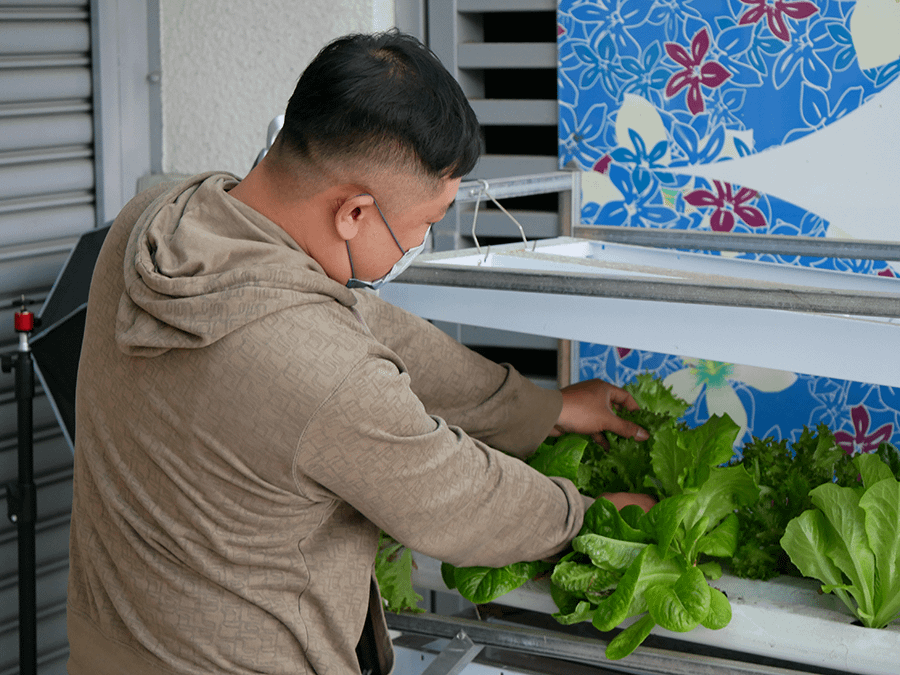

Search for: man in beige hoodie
xmin=67 ymin=31 xmax=651 ymax=675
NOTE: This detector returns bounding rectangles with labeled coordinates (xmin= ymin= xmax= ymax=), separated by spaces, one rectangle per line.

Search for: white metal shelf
xmin=384 ymin=189 xmax=900 ymax=387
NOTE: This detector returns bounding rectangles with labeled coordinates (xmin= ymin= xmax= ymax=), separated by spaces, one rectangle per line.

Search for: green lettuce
xmin=555 ymin=433 xmax=756 ymax=660
xmin=781 ymin=452 xmax=900 ymax=629
xmin=442 ymin=560 xmax=553 ymax=605
xmin=375 ymin=532 xmax=424 ymax=614
xmin=526 ymin=433 xmax=594 ymax=492
xmin=625 ymin=372 xmax=691 ymax=418
xmin=524 ymin=373 xmax=693 ymax=500
xmin=378 ymin=371 xmax=900 ymax=658
xmin=443 ymin=376 xmax=757 ymax=660
xmin=728 ymin=424 xmax=865 ymax=580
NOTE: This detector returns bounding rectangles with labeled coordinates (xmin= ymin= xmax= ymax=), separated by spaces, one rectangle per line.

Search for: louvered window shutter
xmin=0 ymin=4 xmax=97 ymax=673
xmin=426 ymin=0 xmax=567 ymax=388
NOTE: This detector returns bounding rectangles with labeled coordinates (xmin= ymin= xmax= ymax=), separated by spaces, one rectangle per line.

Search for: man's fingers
xmin=619 ymin=391 xmax=641 ymax=412
xmin=598 ymin=416 xmax=648 ymax=442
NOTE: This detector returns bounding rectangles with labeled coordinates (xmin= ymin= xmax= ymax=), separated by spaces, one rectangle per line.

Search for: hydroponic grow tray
xmin=410 ymin=553 xmax=900 ymax=675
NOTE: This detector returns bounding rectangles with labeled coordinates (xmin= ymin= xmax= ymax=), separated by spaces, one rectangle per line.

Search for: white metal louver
xmin=425 ymin=0 xmax=566 ymax=384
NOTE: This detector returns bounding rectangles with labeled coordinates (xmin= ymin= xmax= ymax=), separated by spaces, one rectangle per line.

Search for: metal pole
xmin=3 ymin=301 xmax=38 ymax=675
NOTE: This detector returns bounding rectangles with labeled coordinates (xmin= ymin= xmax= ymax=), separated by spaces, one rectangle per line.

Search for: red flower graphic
xmin=738 ymin=0 xmax=819 ymax=43
xmin=664 ymin=28 xmax=732 ymax=115
xmin=593 ymin=154 xmax=612 ymax=174
xmin=835 ymin=405 xmax=894 ymax=455
xmin=684 ymin=181 xmax=767 ymax=232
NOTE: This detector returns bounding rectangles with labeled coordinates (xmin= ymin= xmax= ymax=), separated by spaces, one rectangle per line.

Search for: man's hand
xmin=602 ymin=491 xmax=657 ymax=513
xmin=552 ymin=379 xmax=648 ymax=444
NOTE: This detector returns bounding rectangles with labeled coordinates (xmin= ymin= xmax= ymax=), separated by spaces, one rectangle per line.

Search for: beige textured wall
xmin=159 ymin=0 xmax=394 ymax=176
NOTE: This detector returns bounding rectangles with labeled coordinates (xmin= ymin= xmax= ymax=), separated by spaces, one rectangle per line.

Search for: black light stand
xmin=2 ymin=224 xmax=110 ymax=675
xmin=2 ymin=298 xmax=39 ymax=675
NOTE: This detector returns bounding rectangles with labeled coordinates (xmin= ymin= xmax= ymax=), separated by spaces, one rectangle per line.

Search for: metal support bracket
xmin=421 ymin=630 xmax=484 ymax=675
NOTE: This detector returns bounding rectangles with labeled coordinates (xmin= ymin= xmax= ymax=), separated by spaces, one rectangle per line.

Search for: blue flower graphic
xmin=771 ymin=10 xmax=833 ymax=90
xmin=618 ymin=41 xmax=670 ymax=106
xmin=647 ymin=0 xmax=703 ymax=41
xmin=559 ymin=102 xmax=610 ymax=170
xmin=669 ymin=116 xmax=727 ymax=166
xmin=824 ymin=20 xmax=856 ymax=72
xmin=782 ymin=83 xmax=863 ymax=144
xmin=569 ymin=0 xmax=656 ymax=60
xmin=864 ymin=58 xmax=900 ymax=89
xmin=569 ymin=32 xmax=619 ymax=95
xmin=610 ymin=127 xmax=676 ymax=190
xmin=746 ymin=19 xmax=789 ymax=77
xmin=584 ymin=163 xmax=678 ymax=227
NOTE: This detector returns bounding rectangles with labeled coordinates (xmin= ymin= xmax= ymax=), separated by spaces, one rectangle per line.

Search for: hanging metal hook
xmin=471 ymin=180 xmax=489 ymax=263
xmin=470 ymin=179 xmax=534 ymax=263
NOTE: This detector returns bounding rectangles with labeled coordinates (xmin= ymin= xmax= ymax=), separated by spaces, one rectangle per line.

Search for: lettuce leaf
xmin=527 ymin=434 xmax=592 ymax=491
xmin=625 ymin=372 xmax=690 ymax=418
xmin=781 ymin=452 xmax=900 ymax=629
xmin=446 ymin=560 xmax=551 ymax=605
xmin=374 ymin=532 xmax=424 ymax=614
xmin=645 ymin=566 xmax=711 ymax=633
xmin=550 ymin=559 xmax=619 ymax=602
xmin=651 ymin=414 xmax=740 ymax=497
xmin=729 ymin=424 xmax=870 ymax=581
xmin=605 ymin=614 xmax=656 ymax=660
xmin=859 ymin=476 xmax=900 ymax=627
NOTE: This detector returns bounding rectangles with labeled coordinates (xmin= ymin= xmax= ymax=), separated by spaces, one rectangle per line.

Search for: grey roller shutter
xmin=0 ymin=2 xmax=96 ymax=674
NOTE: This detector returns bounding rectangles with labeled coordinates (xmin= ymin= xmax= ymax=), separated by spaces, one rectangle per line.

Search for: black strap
xmin=355 ymin=608 xmax=380 ymax=675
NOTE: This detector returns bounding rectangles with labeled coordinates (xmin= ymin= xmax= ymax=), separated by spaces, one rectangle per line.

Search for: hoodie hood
xmin=117 ymin=172 xmax=358 ymax=357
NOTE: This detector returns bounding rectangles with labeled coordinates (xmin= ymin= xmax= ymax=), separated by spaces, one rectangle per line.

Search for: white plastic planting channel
xmin=410 ymin=553 xmax=900 ymax=675
xmin=380 ymin=237 xmax=900 ymax=387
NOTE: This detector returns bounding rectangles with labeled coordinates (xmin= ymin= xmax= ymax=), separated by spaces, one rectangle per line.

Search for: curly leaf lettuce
xmin=729 ymin=424 xmax=866 ymax=580
xmin=375 ymin=532 xmax=424 ymax=614
xmin=625 ymin=372 xmax=690 ymax=418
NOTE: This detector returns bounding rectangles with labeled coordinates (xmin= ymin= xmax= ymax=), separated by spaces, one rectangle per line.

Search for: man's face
xmin=346 ymin=176 xmax=461 ymax=283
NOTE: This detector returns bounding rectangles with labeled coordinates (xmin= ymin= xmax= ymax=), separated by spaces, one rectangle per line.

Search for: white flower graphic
xmin=663 ymin=359 xmax=798 ymax=442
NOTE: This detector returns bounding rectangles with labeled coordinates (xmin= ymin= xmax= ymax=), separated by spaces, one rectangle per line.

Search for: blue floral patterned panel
xmin=557 ymin=0 xmax=900 ymax=450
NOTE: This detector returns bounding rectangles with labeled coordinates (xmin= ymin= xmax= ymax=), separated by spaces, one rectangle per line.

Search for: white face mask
xmin=345 ymin=197 xmax=430 ymax=290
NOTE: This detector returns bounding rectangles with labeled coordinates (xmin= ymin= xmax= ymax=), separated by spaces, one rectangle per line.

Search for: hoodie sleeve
xmin=295 ymin=353 xmax=584 ymax=568
xmin=352 ymin=290 xmax=562 ymax=458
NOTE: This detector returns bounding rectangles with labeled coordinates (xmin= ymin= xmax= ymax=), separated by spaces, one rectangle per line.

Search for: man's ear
xmin=334 ymin=193 xmax=375 ymax=241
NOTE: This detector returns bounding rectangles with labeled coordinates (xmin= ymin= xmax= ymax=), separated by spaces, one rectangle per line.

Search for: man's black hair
xmin=281 ymin=30 xmax=481 ymax=180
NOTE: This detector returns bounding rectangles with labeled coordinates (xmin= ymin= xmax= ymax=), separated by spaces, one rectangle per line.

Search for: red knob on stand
xmin=14 ymin=309 xmax=34 ymax=333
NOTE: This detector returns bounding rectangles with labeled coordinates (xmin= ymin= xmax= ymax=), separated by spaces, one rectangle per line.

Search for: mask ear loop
xmin=471 ymin=179 xmax=535 ymax=262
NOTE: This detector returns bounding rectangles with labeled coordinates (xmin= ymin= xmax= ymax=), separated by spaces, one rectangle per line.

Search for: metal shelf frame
xmin=456 ymin=171 xmax=900 ymax=260
xmin=387 ymin=611 xmax=832 ymax=675
xmin=381 ymin=172 xmax=900 ymax=388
